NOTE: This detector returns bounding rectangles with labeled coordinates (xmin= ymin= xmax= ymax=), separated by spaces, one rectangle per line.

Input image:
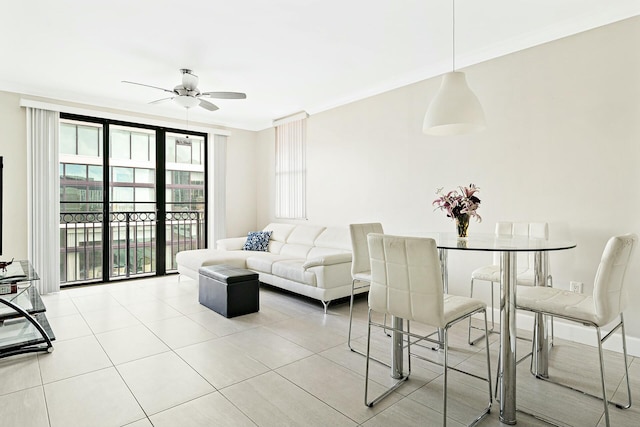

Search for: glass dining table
xmin=393 ymin=232 xmax=576 ymax=425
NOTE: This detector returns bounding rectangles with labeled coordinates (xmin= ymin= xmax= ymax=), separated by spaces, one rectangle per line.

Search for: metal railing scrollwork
xmin=60 ymin=210 xmax=204 ymax=285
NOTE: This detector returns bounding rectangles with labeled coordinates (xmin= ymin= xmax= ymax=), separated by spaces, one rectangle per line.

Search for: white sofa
xmin=176 ymin=223 xmax=364 ymax=310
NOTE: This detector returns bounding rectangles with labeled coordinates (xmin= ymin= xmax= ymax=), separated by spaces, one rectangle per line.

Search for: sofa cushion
xmin=176 ymin=249 xmax=252 ymax=272
xmin=243 ymin=230 xmax=272 ymax=251
xmin=302 ymin=252 xmax=352 ymax=268
xmin=267 ymin=240 xmax=285 ymax=254
xmin=272 ymin=260 xmax=317 ymax=286
xmin=314 ymin=226 xmax=351 ymax=251
xmin=263 ymin=223 xmax=296 ymax=243
xmin=286 ymin=225 xmax=326 ymax=245
xmin=216 ymin=237 xmax=247 ymax=251
xmin=279 ymin=243 xmax=314 ymax=259
xmin=306 ymin=247 xmax=350 ymax=259
xmin=246 ymin=253 xmax=297 ymax=274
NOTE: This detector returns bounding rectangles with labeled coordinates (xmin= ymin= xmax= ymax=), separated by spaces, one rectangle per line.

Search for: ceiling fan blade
xmin=200 ymin=91 xmax=247 ymax=99
xmin=198 ymin=99 xmax=219 ymax=111
xmin=149 ymin=97 xmax=174 ymax=104
xmin=122 ymin=80 xmax=176 ymax=94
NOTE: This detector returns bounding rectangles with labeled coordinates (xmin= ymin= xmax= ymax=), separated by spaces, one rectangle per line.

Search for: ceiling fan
xmin=122 ymin=68 xmax=246 ymax=111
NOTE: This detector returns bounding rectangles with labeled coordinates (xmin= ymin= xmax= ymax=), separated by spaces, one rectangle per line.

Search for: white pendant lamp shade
xmin=423 ymin=71 xmax=486 ymax=136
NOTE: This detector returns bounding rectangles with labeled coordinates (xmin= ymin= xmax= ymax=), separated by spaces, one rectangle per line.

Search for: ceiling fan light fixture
xmin=423 ymin=71 xmax=486 ymax=136
xmin=174 ymin=95 xmax=200 ymax=109
xmin=123 ymin=68 xmax=245 ymax=112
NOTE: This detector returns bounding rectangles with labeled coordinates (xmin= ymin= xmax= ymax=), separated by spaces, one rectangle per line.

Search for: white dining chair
xmin=347 ymin=222 xmax=384 ymax=355
xmin=468 ymin=221 xmax=553 ymax=345
xmin=364 ymin=233 xmax=492 ymax=426
xmin=517 ymin=233 xmax=636 ymax=427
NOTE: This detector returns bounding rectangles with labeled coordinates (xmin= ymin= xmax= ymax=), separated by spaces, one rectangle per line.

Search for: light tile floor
xmin=1 ymin=275 xmax=638 ymax=426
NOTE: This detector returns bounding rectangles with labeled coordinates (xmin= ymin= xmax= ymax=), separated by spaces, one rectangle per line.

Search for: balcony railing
xmin=60 ymin=210 xmax=205 ymax=285
xmin=60 ymin=212 xmax=103 ymax=284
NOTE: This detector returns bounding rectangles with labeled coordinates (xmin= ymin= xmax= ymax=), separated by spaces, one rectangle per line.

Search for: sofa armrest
xmin=216 ymin=237 xmax=247 ymax=251
xmin=303 ymin=253 xmax=352 ymax=269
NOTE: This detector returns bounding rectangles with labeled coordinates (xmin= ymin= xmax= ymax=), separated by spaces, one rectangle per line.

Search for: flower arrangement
xmin=433 ymin=183 xmax=482 ymax=223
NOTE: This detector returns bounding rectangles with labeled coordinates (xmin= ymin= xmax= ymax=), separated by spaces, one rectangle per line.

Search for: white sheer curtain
xmin=26 ymin=108 xmax=60 ymax=294
xmin=274 ymin=113 xmax=307 ymax=219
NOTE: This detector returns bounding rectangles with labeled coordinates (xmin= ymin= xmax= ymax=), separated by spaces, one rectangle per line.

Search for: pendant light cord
xmin=452 ymin=0 xmax=456 ymax=72
xmin=185 ymin=108 xmax=190 ymax=139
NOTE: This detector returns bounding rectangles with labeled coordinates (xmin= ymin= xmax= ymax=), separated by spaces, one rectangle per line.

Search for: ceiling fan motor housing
xmin=180 ymin=69 xmax=199 ymax=90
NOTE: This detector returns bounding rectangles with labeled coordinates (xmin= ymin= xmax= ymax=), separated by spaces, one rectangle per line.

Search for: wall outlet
xmin=569 ymin=281 xmax=583 ymax=293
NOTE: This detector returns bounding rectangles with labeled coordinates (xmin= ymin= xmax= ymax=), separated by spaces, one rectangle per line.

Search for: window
xmin=274 ymin=112 xmax=308 ymax=219
xmin=166 ymin=135 xmax=204 ymax=165
xmin=131 ymin=132 xmax=150 ymax=161
xmin=78 ymin=126 xmax=100 ymax=157
xmin=60 ymin=121 xmax=103 ymax=157
xmin=110 ymin=129 xmax=131 ymax=160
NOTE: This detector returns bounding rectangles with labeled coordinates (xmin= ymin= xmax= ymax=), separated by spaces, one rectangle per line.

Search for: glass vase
xmin=456 ymin=214 xmax=470 ymax=238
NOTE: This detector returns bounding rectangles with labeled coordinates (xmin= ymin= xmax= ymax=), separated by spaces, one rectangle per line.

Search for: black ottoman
xmin=198 ymin=264 xmax=260 ymax=318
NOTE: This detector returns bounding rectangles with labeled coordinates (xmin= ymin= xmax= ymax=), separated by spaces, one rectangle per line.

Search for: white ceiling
xmin=1 ymin=0 xmax=638 ymax=131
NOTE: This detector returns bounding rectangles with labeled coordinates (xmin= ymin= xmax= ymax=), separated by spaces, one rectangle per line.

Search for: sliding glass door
xmin=59 ymin=119 xmax=104 ymax=283
xmin=59 ymin=115 xmax=207 ymax=286
xmin=108 ymin=124 xmax=157 ymax=279
xmin=165 ymin=132 xmax=206 ymax=271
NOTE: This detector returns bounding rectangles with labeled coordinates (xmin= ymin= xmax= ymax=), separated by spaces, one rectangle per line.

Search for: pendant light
xmin=423 ymin=0 xmax=486 ymax=136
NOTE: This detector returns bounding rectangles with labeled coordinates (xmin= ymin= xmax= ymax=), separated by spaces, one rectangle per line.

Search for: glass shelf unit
xmin=0 ymin=261 xmax=55 ymax=358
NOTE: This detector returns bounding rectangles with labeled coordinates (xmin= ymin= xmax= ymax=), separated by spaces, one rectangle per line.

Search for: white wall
xmin=255 ymin=17 xmax=640 ymax=347
xmin=224 ymin=128 xmax=259 ymax=237
xmin=0 ymin=91 xmax=28 ymax=259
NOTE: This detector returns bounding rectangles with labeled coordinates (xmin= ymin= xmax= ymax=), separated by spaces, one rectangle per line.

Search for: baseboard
xmin=481 ymin=309 xmax=640 ymax=358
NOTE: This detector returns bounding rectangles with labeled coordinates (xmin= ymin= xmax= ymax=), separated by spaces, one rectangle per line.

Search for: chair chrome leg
xmin=467 ymin=278 xmax=475 ymax=345
xmin=364 ymin=308 xmax=492 ymax=426
xmin=347 ymin=279 xmax=358 ymax=351
xmin=470 ymin=309 xmax=493 ymax=427
xmin=468 ymin=279 xmax=496 ymax=346
xmin=406 ymin=321 xmax=412 ymax=372
xmin=523 ymin=314 xmax=631 ymax=425
xmin=349 ymin=279 xmax=391 ymax=366
xmin=490 ymin=280 xmax=495 ymax=330
xmin=443 ymin=328 xmax=449 ymax=427
xmin=547 ymin=275 xmax=555 ymax=347
xmin=620 ymin=314 xmax=632 ymax=409
xmin=382 ymin=314 xmax=391 ymax=337
xmin=363 ymin=309 xmax=373 ymax=406
xmin=596 ymin=327 xmax=611 ymax=427
xmin=483 ymin=310 xmax=493 ymax=405
xmin=364 ymin=310 xmax=408 ymax=407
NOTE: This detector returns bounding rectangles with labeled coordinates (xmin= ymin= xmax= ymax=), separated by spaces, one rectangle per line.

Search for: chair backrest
xmin=367 ymin=233 xmax=445 ymax=328
xmin=493 ymin=222 xmax=549 ymax=268
xmin=593 ymin=233 xmax=637 ymax=325
xmin=349 ymin=223 xmax=384 ymax=277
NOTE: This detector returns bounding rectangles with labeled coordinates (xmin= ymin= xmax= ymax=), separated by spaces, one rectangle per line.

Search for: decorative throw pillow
xmin=242 ymin=230 xmax=272 ymax=251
